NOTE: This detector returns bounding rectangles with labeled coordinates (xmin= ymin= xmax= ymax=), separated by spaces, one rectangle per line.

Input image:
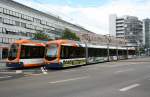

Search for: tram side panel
xmin=19 ymin=45 xmax=45 ymax=68
xmin=60 ymin=45 xmax=86 ymax=68
xmin=86 ymin=47 xmax=107 ymax=64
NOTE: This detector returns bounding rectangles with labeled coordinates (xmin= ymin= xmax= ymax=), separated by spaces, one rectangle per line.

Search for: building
xmin=109 ymin=14 xmax=116 ymax=37
xmin=0 ymin=0 xmax=95 ymax=60
xmin=0 ymin=0 xmax=130 ymax=60
xmin=109 ymin=14 xmax=143 ymax=47
xmin=143 ymin=18 xmax=150 ymax=55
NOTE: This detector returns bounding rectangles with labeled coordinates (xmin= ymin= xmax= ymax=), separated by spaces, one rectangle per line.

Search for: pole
xmin=127 ymin=47 xmax=128 ymax=59
xmin=85 ymin=42 xmax=88 ymax=64
xmin=148 ymin=48 xmax=149 ymax=56
xmin=116 ymin=46 xmax=118 ymax=60
xmin=107 ymin=43 xmax=109 ymax=62
xmin=138 ymin=42 xmax=140 ymax=57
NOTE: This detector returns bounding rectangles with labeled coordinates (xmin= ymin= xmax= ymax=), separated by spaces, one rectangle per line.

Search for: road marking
xmin=0 ymin=75 xmax=12 ymax=79
xmin=16 ymin=70 xmax=23 ymax=74
xmin=115 ymin=68 xmax=134 ymax=74
xmin=41 ymin=67 xmax=48 ymax=74
xmin=119 ymin=84 xmax=140 ymax=92
xmin=49 ymin=76 xmax=89 ymax=84
xmin=109 ymin=64 xmax=130 ymax=67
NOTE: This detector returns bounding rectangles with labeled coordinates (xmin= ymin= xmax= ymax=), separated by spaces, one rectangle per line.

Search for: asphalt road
xmin=0 ymin=57 xmax=150 ymax=97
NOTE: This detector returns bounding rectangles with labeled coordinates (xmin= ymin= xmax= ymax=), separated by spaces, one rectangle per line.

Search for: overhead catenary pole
xmin=104 ymin=34 xmax=111 ymax=62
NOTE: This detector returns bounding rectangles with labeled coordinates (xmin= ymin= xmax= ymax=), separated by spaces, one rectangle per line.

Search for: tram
xmin=6 ymin=39 xmax=45 ymax=68
xmin=44 ymin=39 xmax=136 ymax=69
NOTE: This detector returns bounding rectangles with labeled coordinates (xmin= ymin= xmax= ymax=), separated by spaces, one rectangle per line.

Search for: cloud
xmin=14 ymin=0 xmax=150 ymax=35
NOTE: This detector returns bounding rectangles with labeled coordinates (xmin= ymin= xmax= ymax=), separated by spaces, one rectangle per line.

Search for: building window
xmin=19 ymin=31 xmax=27 ymax=36
xmin=15 ymin=21 xmax=20 ymax=26
xmin=26 ymin=24 xmax=35 ymax=30
xmin=3 ymin=18 xmax=15 ymax=25
xmin=35 ymin=26 xmax=43 ymax=31
xmin=0 ymin=7 xmax=3 ymax=13
xmin=41 ymin=20 xmax=47 ymax=25
xmin=28 ymin=16 xmax=34 ymax=21
xmin=34 ymin=18 xmax=41 ymax=24
xmin=0 ymin=17 xmax=2 ymax=23
xmin=5 ymin=28 xmax=17 ymax=35
xmin=21 ymin=22 xmax=26 ymax=28
xmin=46 ymin=22 xmax=52 ymax=27
xmin=21 ymin=14 xmax=33 ymax=21
xmin=0 ymin=27 xmax=2 ymax=33
xmin=12 ymin=12 xmax=21 ymax=18
xmin=9 ymin=10 xmax=13 ymax=15
xmin=2 ymin=28 xmax=6 ymax=34
xmin=3 ymin=18 xmax=10 ymax=24
xmin=3 ymin=8 xmax=10 ymax=15
xmin=0 ymin=37 xmax=2 ymax=43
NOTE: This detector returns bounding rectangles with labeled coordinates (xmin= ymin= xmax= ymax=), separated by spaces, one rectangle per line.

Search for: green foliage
xmin=62 ymin=28 xmax=80 ymax=41
xmin=34 ymin=32 xmax=51 ymax=41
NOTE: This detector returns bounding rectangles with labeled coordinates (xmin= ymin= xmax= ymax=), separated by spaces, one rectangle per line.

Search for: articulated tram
xmin=44 ymin=40 xmax=136 ymax=69
xmin=6 ymin=39 xmax=45 ymax=68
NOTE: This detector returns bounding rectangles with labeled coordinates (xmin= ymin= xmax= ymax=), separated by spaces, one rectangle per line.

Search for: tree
xmin=34 ymin=32 xmax=52 ymax=41
xmin=62 ymin=28 xmax=80 ymax=41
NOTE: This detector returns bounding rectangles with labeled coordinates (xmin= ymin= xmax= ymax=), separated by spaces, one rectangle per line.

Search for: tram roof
xmin=13 ymin=39 xmax=45 ymax=46
xmin=46 ymin=39 xmax=131 ymax=50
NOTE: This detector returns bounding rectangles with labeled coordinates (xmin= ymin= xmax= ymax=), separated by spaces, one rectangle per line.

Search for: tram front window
xmin=8 ymin=44 xmax=19 ymax=60
xmin=45 ymin=44 xmax=58 ymax=61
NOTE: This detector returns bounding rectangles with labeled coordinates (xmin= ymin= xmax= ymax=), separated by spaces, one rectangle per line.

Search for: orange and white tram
xmin=6 ymin=39 xmax=45 ymax=68
xmin=44 ymin=39 xmax=136 ymax=69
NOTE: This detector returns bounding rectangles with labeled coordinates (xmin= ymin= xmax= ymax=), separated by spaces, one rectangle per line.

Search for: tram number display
xmin=63 ymin=59 xmax=86 ymax=67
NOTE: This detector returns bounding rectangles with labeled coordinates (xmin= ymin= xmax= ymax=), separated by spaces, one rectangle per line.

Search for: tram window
xmin=8 ymin=44 xmax=19 ymax=60
xmin=118 ymin=50 xmax=125 ymax=55
xmin=88 ymin=48 xmax=106 ymax=57
xmin=45 ymin=44 xmax=58 ymax=61
xmin=128 ymin=50 xmax=135 ymax=55
xmin=20 ymin=45 xmax=45 ymax=59
xmin=102 ymin=49 xmax=107 ymax=57
xmin=60 ymin=45 xmax=85 ymax=59
xmin=123 ymin=50 xmax=127 ymax=55
xmin=110 ymin=49 xmax=116 ymax=56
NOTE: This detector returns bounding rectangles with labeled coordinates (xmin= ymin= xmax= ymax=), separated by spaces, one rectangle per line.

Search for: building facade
xmin=109 ymin=14 xmax=143 ymax=47
xmin=109 ymin=14 xmax=116 ymax=37
xmin=143 ymin=18 xmax=150 ymax=55
xmin=0 ymin=0 xmax=93 ymax=60
xmin=0 ymin=0 xmax=130 ymax=60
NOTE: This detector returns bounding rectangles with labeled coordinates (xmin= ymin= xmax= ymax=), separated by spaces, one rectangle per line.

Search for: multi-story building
xmin=0 ymin=0 xmax=130 ymax=60
xmin=109 ymin=14 xmax=143 ymax=47
xmin=0 ymin=0 xmax=94 ymax=60
xmin=143 ymin=18 xmax=150 ymax=55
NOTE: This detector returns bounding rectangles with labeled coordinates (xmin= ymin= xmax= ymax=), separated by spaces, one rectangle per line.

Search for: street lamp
xmin=115 ymin=38 xmax=119 ymax=60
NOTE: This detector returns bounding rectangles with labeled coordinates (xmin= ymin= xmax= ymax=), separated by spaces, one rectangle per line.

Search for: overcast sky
xmin=14 ymin=0 xmax=150 ymax=35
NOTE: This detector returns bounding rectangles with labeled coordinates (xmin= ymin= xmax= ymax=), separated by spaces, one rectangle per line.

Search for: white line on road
xmin=119 ymin=84 xmax=140 ymax=92
xmin=49 ymin=76 xmax=89 ymax=84
xmin=0 ymin=75 xmax=12 ymax=79
xmin=114 ymin=68 xmax=134 ymax=74
xmin=108 ymin=64 xmax=131 ymax=67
